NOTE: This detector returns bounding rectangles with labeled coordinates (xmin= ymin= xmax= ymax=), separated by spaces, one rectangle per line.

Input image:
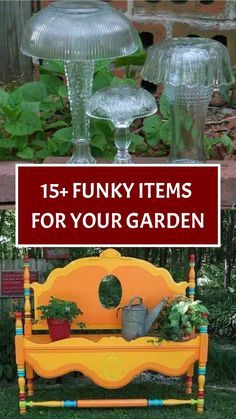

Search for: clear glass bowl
xmin=21 ymin=0 xmax=140 ymax=61
xmin=87 ymin=86 xmax=157 ymax=163
xmin=87 ymin=86 xmax=157 ymax=128
xmin=142 ymin=37 xmax=234 ymax=88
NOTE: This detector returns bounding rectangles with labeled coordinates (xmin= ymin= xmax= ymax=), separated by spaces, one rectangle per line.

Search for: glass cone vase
xmin=21 ymin=0 xmax=140 ymax=164
xmin=87 ymin=86 xmax=157 ymax=164
xmin=142 ymin=38 xmax=234 ymax=163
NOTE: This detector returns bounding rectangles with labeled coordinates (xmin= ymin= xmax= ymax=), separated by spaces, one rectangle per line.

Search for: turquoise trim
xmin=16 ymin=329 xmax=23 ymax=335
xmin=198 ymin=368 xmax=206 ymax=375
xmin=64 ymin=401 xmax=76 ymax=408
xmin=148 ymin=399 xmax=164 ymax=407
xmin=17 ymin=370 xmax=25 ymax=377
xmin=188 ymin=288 xmax=195 ymax=295
xmin=24 ymin=289 xmax=30 ymax=296
xmin=199 ymin=326 xmax=208 ymax=333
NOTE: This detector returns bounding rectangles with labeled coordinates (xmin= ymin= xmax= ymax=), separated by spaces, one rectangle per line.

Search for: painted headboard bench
xmin=15 ymin=249 xmax=208 ymax=415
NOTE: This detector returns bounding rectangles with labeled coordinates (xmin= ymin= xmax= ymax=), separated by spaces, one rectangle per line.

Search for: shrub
xmin=207 ymin=340 xmax=236 ymax=384
xmin=0 ymin=314 xmax=16 ymax=381
xmin=197 ymin=287 xmax=236 ymax=340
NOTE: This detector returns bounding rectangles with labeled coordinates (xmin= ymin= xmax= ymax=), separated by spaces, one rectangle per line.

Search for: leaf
xmin=52 ymin=127 xmax=72 ymax=142
xmin=0 ymin=138 xmax=17 ymax=148
xmin=17 ymin=147 xmax=34 ymax=160
xmin=35 ymin=149 xmax=50 ymax=159
xmin=21 ymin=101 xmax=40 ymax=114
xmin=4 ymin=103 xmax=42 ymax=136
xmin=56 ymin=140 xmax=71 ymax=156
xmin=45 ymin=120 xmax=68 ymax=130
xmin=0 ymin=89 xmax=9 ymax=107
xmin=40 ymin=74 xmax=63 ymax=95
xmin=39 ymin=101 xmax=58 ymax=113
xmin=110 ymin=77 xmax=136 ymax=87
xmin=18 ymin=82 xmax=47 ymax=102
xmin=31 ymin=139 xmax=47 ymax=149
xmin=94 ymin=59 xmax=112 ymax=74
xmin=160 ymin=120 xmax=171 ymax=145
xmin=204 ymin=134 xmax=233 ymax=158
xmin=114 ymin=52 xmax=147 ymax=68
xmin=129 ymin=134 xmax=144 ymax=152
xmin=58 ymin=85 xmax=68 ymax=97
xmin=159 ymin=94 xmax=170 ymax=119
xmin=15 ymin=136 xmax=28 ymax=151
xmin=91 ymin=133 xmax=107 ymax=151
xmin=92 ymin=69 xmax=113 ymax=92
xmin=7 ymin=89 xmax=23 ymax=109
xmin=40 ymin=60 xmax=65 ymax=74
xmin=143 ymin=114 xmax=162 ymax=147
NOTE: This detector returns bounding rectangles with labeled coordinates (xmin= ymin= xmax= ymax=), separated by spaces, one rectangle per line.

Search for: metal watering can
xmin=117 ymin=296 xmax=167 ymax=341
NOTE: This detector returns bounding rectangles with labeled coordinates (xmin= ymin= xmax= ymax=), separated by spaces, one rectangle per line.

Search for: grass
xmin=0 ymin=381 xmax=235 ymax=419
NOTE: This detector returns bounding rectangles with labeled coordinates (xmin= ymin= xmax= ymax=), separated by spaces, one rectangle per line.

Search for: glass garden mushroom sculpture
xmin=20 ymin=0 xmax=140 ymax=164
xmin=87 ymin=86 xmax=157 ymax=164
xmin=142 ymin=38 xmax=234 ymax=163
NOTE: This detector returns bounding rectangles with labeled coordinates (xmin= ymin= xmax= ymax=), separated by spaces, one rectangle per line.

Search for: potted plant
xmin=154 ymin=296 xmax=209 ymax=342
xmin=37 ymin=296 xmax=83 ymax=341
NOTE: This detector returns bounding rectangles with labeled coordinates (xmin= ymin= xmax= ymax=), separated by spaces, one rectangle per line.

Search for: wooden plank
xmin=0 ymin=0 xmax=33 ymax=83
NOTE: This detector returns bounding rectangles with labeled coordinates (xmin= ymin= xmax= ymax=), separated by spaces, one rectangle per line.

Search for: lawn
xmin=0 ymin=381 xmax=235 ymax=419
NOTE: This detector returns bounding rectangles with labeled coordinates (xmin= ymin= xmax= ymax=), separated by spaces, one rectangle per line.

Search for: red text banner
xmin=16 ymin=164 xmax=220 ymax=247
xmin=1 ymin=271 xmax=39 ymax=296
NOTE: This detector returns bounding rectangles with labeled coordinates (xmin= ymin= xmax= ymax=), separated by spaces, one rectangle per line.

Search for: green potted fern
xmin=154 ymin=296 xmax=209 ymax=342
xmin=37 ymin=296 xmax=83 ymax=341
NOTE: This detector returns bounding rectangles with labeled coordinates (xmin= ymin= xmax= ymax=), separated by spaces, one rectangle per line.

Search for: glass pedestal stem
xmin=114 ymin=127 xmax=132 ymax=164
xmin=65 ymin=60 xmax=95 ymax=164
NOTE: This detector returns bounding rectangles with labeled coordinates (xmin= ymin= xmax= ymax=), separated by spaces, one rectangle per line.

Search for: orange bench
xmin=15 ymin=248 xmax=208 ymax=414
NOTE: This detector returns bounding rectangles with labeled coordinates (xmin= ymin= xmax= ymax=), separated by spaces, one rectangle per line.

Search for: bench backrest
xmin=30 ymin=249 xmax=189 ymax=331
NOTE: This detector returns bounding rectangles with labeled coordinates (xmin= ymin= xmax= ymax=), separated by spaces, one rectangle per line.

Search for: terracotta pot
xmin=47 ymin=318 xmax=71 ymax=341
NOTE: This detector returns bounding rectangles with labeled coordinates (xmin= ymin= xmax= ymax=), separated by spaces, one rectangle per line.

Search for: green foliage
xmin=204 ymin=134 xmax=233 ymax=158
xmin=37 ymin=296 xmax=83 ymax=322
xmin=0 ymin=314 xmax=16 ymax=381
xmin=0 ymin=54 xmax=146 ymax=161
xmin=207 ymin=340 xmax=236 ymax=384
xmin=198 ymin=286 xmax=236 ymax=340
xmin=99 ymin=275 xmax=122 ymax=309
xmin=143 ymin=94 xmax=233 ymax=157
xmin=209 ymin=303 xmax=236 ymax=340
xmin=154 ymin=296 xmax=209 ymax=342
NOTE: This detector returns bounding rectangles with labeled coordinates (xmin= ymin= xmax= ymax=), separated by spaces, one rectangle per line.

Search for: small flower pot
xmin=47 ymin=319 xmax=71 ymax=341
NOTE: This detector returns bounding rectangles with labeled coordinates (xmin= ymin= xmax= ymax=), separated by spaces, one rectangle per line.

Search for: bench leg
xmin=197 ymin=362 xmax=206 ymax=414
xmin=26 ymin=364 xmax=34 ymax=396
xmin=186 ymin=363 xmax=194 ymax=395
xmin=17 ymin=363 xmax=26 ymax=414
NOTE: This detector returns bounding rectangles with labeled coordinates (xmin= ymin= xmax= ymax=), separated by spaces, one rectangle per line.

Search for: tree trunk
xmin=0 ymin=0 xmax=33 ymax=83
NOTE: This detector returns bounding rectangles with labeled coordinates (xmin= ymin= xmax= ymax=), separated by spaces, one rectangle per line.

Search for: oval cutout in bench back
xmin=99 ymin=275 xmax=122 ymax=309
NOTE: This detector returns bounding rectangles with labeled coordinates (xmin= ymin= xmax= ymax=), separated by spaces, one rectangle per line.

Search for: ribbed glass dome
xmin=142 ymin=38 xmax=234 ymax=88
xmin=20 ymin=0 xmax=139 ymax=61
xmin=87 ymin=86 xmax=157 ymax=127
